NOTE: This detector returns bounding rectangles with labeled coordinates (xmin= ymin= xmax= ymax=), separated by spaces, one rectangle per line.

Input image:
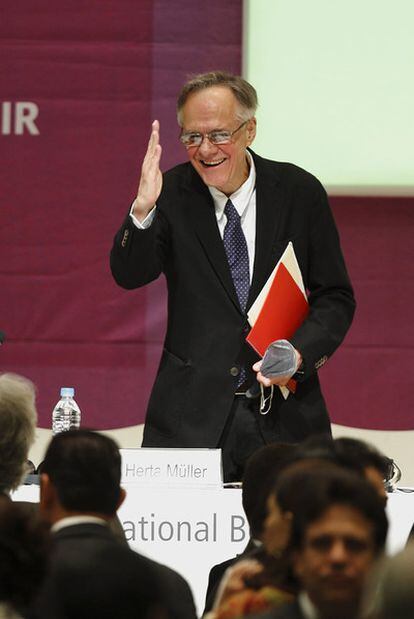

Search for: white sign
xmin=120 ymin=447 xmax=223 ymax=488
xmin=119 ymin=485 xmax=247 ymax=616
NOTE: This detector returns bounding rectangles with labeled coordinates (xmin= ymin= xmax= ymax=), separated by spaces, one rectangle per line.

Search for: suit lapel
xmin=247 ymin=151 xmax=284 ymax=309
xmin=183 ymin=167 xmax=242 ymax=314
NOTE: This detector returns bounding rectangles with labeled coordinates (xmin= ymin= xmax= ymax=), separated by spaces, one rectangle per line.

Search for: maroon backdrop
xmin=324 ymin=197 xmax=414 ymax=430
xmin=1 ymin=1 xmax=413 ymax=432
xmin=0 ymin=0 xmax=243 ymax=430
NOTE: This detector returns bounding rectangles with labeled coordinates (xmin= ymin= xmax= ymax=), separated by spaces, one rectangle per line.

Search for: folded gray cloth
xmin=260 ymin=339 xmax=296 ymax=378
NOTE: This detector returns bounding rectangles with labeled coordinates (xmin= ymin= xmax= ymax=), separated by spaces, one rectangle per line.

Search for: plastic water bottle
xmin=52 ymin=387 xmax=81 ymax=435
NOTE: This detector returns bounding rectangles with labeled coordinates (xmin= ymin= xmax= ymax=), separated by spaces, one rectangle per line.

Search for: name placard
xmin=120 ymin=448 xmax=223 ymax=488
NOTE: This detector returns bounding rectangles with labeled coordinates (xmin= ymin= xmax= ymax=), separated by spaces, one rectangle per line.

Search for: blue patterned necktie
xmin=223 ymin=199 xmax=250 ymax=312
xmin=223 ymin=199 xmax=250 ymax=387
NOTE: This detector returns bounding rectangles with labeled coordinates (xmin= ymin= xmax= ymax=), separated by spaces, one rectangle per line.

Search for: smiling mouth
xmin=200 ymin=158 xmax=226 ymax=168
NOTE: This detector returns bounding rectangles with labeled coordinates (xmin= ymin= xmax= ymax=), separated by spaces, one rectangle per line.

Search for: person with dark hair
xmin=333 ymin=437 xmax=391 ymax=500
xmin=0 ymin=496 xmax=49 ymax=619
xmin=110 ymin=69 xmax=355 ymax=482
xmin=39 ymin=428 xmax=124 ymax=517
xmin=252 ymin=464 xmax=388 ymax=619
xmin=204 ymin=443 xmax=296 ymax=613
xmin=35 ymin=430 xmax=196 ymax=619
xmin=292 ymin=435 xmax=392 ymax=503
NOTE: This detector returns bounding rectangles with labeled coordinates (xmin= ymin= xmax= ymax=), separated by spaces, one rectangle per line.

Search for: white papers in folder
xmin=248 ymin=242 xmax=307 ymax=326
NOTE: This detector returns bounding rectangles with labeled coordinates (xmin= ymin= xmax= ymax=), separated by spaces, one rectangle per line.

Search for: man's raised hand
xmin=132 ymin=120 xmax=163 ymax=222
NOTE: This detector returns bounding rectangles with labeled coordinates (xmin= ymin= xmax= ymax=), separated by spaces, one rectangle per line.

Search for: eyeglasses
xmin=179 ymin=120 xmax=249 ymax=148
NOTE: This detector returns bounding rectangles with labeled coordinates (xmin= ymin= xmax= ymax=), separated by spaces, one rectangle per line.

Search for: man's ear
xmin=116 ymin=487 xmax=126 ymax=511
xmin=246 ymin=117 xmax=257 ymax=146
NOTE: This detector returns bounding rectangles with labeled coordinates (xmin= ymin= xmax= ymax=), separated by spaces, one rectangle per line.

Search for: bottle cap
xmin=60 ymin=387 xmax=75 ymax=398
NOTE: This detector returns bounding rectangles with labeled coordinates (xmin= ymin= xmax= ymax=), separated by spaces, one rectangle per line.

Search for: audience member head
xmin=0 ymin=373 xmax=37 ymax=494
xmin=242 ymin=442 xmax=296 ymax=540
xmin=334 ymin=437 xmax=391 ymax=500
xmin=39 ymin=429 xmax=125 ymax=523
xmin=293 ymin=435 xmax=391 ymax=502
xmin=262 ymin=460 xmax=336 ymax=559
xmin=271 ymin=464 xmax=387 ymax=619
xmin=0 ymin=494 xmax=49 ymax=616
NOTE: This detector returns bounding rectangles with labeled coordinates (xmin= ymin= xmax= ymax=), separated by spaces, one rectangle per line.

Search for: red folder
xmin=246 ymin=262 xmax=309 ymax=357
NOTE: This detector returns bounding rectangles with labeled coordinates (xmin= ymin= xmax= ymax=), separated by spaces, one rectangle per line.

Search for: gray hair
xmin=0 ymin=373 xmax=37 ymax=493
xmin=176 ymin=71 xmax=258 ymax=126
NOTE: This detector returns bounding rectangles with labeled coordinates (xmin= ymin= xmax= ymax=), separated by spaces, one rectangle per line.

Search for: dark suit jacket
xmin=34 ymin=522 xmax=196 ymax=619
xmin=111 ymin=150 xmax=355 ymax=447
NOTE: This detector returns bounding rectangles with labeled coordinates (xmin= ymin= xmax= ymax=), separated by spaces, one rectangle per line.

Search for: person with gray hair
xmin=111 ymin=70 xmax=355 ymax=481
xmin=0 ymin=372 xmax=37 ymax=495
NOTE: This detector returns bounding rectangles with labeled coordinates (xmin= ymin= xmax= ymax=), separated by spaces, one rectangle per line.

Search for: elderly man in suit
xmin=110 ymin=71 xmax=355 ymax=481
xmin=34 ymin=429 xmax=196 ymax=619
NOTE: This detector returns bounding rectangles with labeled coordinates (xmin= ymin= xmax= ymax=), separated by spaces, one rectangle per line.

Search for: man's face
xmin=293 ymin=504 xmax=377 ymax=616
xmin=180 ymin=86 xmax=256 ymax=196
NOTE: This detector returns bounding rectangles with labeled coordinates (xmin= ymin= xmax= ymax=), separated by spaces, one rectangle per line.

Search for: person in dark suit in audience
xmin=34 ymin=430 xmax=196 ymax=619
xmin=249 ymin=465 xmax=388 ymax=619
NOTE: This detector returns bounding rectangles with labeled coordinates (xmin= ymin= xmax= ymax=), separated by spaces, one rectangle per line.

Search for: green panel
xmin=243 ymin=0 xmax=414 ymax=193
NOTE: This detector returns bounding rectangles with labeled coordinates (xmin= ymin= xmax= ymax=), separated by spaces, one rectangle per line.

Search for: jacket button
xmin=230 ymin=366 xmax=240 ymax=377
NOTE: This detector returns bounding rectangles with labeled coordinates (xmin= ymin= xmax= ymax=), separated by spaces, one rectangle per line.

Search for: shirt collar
xmin=208 ymin=150 xmax=256 ymax=220
xmin=51 ymin=515 xmax=108 ymax=533
xmin=298 ymin=591 xmax=320 ymax=619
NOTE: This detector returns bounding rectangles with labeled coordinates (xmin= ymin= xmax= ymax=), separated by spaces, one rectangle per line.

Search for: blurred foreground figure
xmin=250 ymin=465 xmax=388 ymax=619
xmin=0 ymin=372 xmax=37 ymax=496
xmin=0 ymin=496 xmax=49 ymax=619
xmin=363 ymin=541 xmax=414 ymax=619
xmin=204 ymin=443 xmax=296 ymax=613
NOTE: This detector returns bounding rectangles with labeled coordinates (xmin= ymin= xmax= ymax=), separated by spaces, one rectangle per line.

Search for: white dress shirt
xmin=208 ymin=151 xmax=256 ymax=283
xmin=51 ymin=515 xmax=108 ymax=533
